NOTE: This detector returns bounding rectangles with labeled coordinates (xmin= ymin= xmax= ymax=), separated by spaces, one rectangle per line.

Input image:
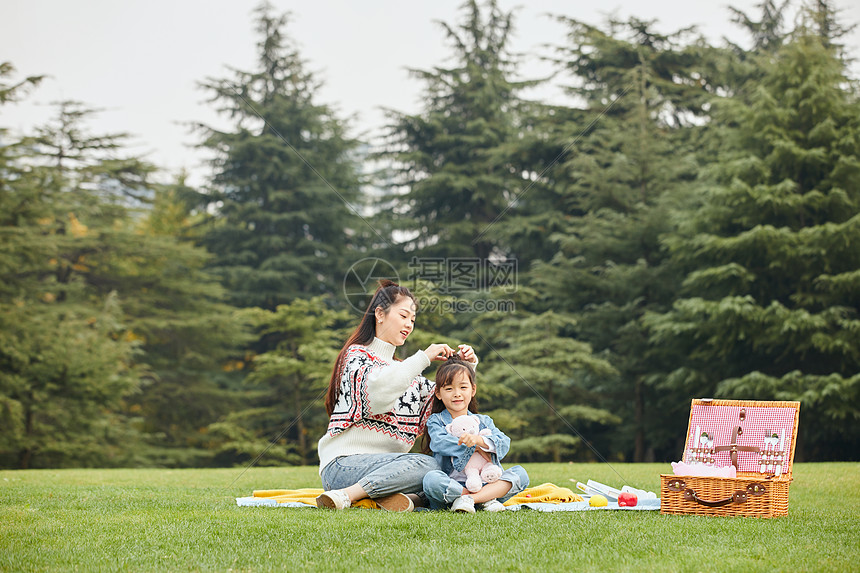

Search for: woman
xmin=316 ymin=280 xmax=478 ymax=511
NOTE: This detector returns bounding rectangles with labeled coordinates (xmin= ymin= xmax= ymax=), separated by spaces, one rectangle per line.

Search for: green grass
xmin=1 ymin=463 xmax=858 ymax=572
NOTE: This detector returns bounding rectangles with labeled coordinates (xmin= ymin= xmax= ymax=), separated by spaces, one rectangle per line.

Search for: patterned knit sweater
xmin=317 ymin=338 xmax=434 ymax=473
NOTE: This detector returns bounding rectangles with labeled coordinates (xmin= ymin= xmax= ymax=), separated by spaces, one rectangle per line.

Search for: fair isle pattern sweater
xmin=317 ymin=338 xmax=433 ymax=473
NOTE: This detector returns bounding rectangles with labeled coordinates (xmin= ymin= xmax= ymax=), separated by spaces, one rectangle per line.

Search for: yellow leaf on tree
xmin=68 ymin=213 xmax=89 ymax=238
xmin=222 ymin=360 xmax=245 ymax=372
xmin=124 ymin=331 xmax=145 ymax=343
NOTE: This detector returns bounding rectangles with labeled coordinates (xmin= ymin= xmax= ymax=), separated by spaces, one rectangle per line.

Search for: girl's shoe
xmin=451 ymin=495 xmax=476 ymax=513
xmin=375 ymin=492 xmax=414 ymax=512
xmin=316 ymin=490 xmax=351 ymax=510
xmin=480 ymin=499 xmax=506 ymax=512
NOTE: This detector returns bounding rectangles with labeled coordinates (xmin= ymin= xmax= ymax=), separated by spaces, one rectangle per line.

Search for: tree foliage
xmin=381 ymin=0 xmax=538 ymax=262
xmin=0 ymin=97 xmax=144 ymax=468
xmin=0 ymin=87 xmax=245 ymax=468
xmin=2 ymin=0 xmax=859 ymax=467
xmin=646 ymin=23 xmax=860 ymax=460
xmin=525 ymin=17 xmax=709 ymax=461
xmin=471 ymin=290 xmax=618 ymax=463
xmin=195 ymin=4 xmax=362 ymax=309
xmin=216 ymin=297 xmax=350 ymax=465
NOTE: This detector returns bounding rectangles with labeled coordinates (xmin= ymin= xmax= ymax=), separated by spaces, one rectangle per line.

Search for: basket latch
xmin=714 ymin=425 xmax=760 ymax=469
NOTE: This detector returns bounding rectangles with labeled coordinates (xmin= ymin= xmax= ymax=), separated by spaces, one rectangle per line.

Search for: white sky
xmin=2 ymin=0 xmax=859 ymax=186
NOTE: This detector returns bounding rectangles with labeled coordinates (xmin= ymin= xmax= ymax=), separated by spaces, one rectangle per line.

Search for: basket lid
xmin=684 ymin=399 xmax=800 ymax=476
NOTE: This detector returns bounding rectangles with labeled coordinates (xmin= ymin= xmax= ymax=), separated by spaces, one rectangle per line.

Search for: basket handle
xmin=680 ymin=483 xmax=766 ymax=508
xmin=683 ymin=488 xmax=746 ymax=507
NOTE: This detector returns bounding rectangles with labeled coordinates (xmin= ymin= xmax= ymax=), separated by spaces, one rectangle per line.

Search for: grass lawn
xmin=1 ymin=462 xmax=858 ymax=572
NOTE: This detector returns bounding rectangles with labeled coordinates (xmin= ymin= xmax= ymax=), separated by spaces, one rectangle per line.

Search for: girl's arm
xmin=426 ymin=415 xmax=467 ymax=456
xmin=477 ymin=414 xmax=511 ymax=460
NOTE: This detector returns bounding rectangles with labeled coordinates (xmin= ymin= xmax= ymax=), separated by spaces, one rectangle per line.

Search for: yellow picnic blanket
xmin=252 ymin=488 xmax=380 ymax=509
xmin=502 ymin=482 xmax=583 ymax=506
xmin=251 ymin=483 xmax=581 ymax=508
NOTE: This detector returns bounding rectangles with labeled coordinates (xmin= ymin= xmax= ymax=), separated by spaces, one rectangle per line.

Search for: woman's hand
xmin=424 ymin=343 xmax=455 ymax=362
xmin=457 ymin=344 xmax=478 ymax=364
xmin=458 ymin=433 xmax=487 ymax=449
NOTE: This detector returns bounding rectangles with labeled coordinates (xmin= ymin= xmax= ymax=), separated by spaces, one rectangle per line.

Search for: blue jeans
xmin=422 ymin=465 xmax=529 ymax=509
xmin=320 ymin=453 xmax=439 ymax=498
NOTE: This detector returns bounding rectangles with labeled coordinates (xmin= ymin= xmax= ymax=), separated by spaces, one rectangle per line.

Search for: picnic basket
xmin=660 ymin=398 xmax=800 ymax=518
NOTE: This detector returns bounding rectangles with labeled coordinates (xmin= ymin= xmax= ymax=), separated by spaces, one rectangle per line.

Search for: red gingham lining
xmin=686 ymin=405 xmax=796 ymax=473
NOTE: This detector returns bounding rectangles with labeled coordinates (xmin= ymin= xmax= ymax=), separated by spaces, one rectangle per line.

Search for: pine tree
xmin=528 ymin=17 xmax=711 ymax=461
xmin=123 ymin=182 xmax=251 ymax=466
xmin=0 ymin=94 xmax=141 ymax=468
xmin=381 ymin=0 xmax=537 ymax=263
xmin=645 ymin=23 xmax=860 ymax=460
xmin=223 ymin=297 xmax=348 ymax=466
xmin=0 ymin=62 xmax=42 ymax=106
xmin=712 ymin=0 xmax=794 ymax=100
xmin=469 ymin=289 xmax=618 ymax=463
xmin=1 ymin=87 xmax=248 ymax=468
xmin=195 ymin=3 xmax=361 ymax=309
xmin=0 ymin=62 xmax=45 ymax=300
xmin=728 ymin=0 xmax=791 ymax=54
xmin=803 ymin=0 xmax=856 ymax=58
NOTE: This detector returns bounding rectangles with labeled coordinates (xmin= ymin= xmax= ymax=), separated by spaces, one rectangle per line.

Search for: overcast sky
xmin=2 ymin=0 xmax=859 ymax=186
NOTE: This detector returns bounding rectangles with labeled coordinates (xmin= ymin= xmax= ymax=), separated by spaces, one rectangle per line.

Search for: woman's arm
xmin=364 ymin=350 xmax=431 ymax=415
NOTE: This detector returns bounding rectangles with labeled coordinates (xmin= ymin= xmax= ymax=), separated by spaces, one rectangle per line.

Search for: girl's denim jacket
xmin=426 ymin=409 xmax=511 ymax=475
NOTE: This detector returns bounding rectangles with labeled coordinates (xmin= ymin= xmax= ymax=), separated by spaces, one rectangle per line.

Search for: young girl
xmin=421 ymin=358 xmax=529 ymax=512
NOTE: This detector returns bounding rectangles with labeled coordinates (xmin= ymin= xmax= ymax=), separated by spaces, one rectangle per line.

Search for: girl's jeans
xmin=422 ymin=465 xmax=529 ymax=509
xmin=320 ymin=453 xmax=439 ymax=498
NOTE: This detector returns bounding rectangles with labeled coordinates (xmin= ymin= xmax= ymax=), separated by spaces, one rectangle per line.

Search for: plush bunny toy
xmin=446 ymin=415 xmax=504 ymax=492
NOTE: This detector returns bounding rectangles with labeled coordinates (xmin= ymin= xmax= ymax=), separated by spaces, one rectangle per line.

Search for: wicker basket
xmin=660 ymin=399 xmax=800 ymax=518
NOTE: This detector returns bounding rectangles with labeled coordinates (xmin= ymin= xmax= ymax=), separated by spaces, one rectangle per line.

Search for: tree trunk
xmin=634 ymin=376 xmax=645 ymax=462
xmin=18 ymin=405 xmax=34 ymax=469
xmin=295 ymin=383 xmax=307 ymax=466
xmin=548 ymin=383 xmax=562 ymax=463
xmin=18 ymin=448 xmax=32 ymax=470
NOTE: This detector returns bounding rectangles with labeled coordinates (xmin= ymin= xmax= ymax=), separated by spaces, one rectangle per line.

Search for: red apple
xmin=617 ymin=492 xmax=638 ymax=507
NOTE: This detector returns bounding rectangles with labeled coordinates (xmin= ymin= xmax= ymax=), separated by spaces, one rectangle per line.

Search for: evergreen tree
xmin=469 ymin=289 xmax=617 ymax=463
xmin=195 ymin=3 xmax=361 ymax=309
xmin=124 ymin=183 xmax=250 ymax=467
xmin=645 ymin=25 xmax=860 ymax=460
xmin=0 ymin=62 xmax=44 ymax=299
xmin=381 ymin=0 xmax=537 ymax=263
xmin=728 ymin=0 xmax=791 ymax=54
xmin=802 ymin=0 xmax=856 ymax=57
xmin=0 ymin=63 xmax=38 ymax=102
xmin=1 ymin=86 xmax=248 ymax=468
xmin=221 ymin=297 xmax=348 ymax=466
xmin=529 ymin=17 xmax=710 ymax=461
xmin=714 ymin=0 xmax=794 ymax=99
xmin=0 ymin=95 xmax=140 ymax=468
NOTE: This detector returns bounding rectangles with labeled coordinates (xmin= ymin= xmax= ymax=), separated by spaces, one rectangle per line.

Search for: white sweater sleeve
xmin=366 ymin=350 xmax=431 ymax=415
